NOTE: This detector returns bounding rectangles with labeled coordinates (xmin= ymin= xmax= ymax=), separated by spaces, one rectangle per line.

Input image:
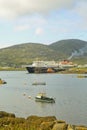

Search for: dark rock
xmin=0 ymin=111 xmax=15 ymax=118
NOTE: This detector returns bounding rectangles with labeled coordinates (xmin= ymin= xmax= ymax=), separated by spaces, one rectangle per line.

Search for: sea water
xmin=0 ymin=71 xmax=87 ymax=125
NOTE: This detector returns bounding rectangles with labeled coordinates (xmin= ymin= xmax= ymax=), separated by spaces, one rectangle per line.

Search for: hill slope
xmin=49 ymin=39 xmax=87 ymax=58
xmin=0 ymin=39 xmax=87 ymax=67
xmin=0 ymin=43 xmax=59 ymax=67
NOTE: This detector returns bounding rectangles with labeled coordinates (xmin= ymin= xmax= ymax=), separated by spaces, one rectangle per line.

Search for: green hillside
xmin=49 ymin=39 xmax=87 ymax=64
xmin=0 ymin=39 xmax=87 ymax=67
xmin=49 ymin=39 xmax=87 ymax=57
xmin=0 ymin=43 xmax=59 ymax=67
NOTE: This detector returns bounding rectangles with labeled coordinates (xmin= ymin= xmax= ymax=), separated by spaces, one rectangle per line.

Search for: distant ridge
xmin=0 ymin=39 xmax=87 ymax=67
xmin=49 ymin=39 xmax=87 ymax=59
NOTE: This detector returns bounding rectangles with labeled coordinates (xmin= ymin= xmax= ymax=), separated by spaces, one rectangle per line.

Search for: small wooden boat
xmin=0 ymin=79 xmax=7 ymax=84
xmin=32 ymin=82 xmax=46 ymax=85
xmin=35 ymin=93 xmax=55 ymax=103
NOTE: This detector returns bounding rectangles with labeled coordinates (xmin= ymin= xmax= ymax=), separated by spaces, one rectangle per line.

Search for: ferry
xmin=25 ymin=60 xmax=64 ymax=73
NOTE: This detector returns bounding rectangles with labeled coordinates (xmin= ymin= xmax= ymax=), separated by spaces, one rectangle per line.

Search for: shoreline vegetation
xmin=0 ymin=111 xmax=86 ymax=130
xmin=60 ymin=67 xmax=87 ymax=74
xmin=0 ymin=67 xmax=26 ymax=71
xmin=0 ymin=67 xmax=87 ymax=74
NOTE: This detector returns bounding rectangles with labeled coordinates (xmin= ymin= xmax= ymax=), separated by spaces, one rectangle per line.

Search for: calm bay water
xmin=0 ymin=71 xmax=87 ymax=125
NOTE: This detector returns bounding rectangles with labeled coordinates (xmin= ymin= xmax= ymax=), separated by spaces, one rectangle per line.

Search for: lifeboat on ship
xmin=47 ymin=68 xmax=54 ymax=73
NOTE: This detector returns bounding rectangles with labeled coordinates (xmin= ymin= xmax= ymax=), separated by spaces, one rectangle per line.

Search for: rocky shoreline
xmin=0 ymin=111 xmax=87 ymax=130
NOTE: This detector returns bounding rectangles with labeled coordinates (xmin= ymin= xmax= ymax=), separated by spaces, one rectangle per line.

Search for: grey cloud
xmin=0 ymin=0 xmax=86 ymax=20
xmin=0 ymin=0 xmax=75 ymax=18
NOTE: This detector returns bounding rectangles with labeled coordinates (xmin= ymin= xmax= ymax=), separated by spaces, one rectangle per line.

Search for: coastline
xmin=0 ymin=67 xmax=87 ymax=74
xmin=59 ymin=67 xmax=87 ymax=74
xmin=0 ymin=111 xmax=87 ymax=130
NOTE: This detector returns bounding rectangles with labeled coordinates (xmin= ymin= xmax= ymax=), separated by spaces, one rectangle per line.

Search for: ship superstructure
xmin=25 ymin=60 xmax=77 ymax=73
xmin=25 ymin=60 xmax=60 ymax=73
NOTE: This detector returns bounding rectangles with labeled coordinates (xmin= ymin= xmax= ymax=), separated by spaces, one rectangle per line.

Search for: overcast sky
xmin=0 ymin=0 xmax=87 ymax=48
